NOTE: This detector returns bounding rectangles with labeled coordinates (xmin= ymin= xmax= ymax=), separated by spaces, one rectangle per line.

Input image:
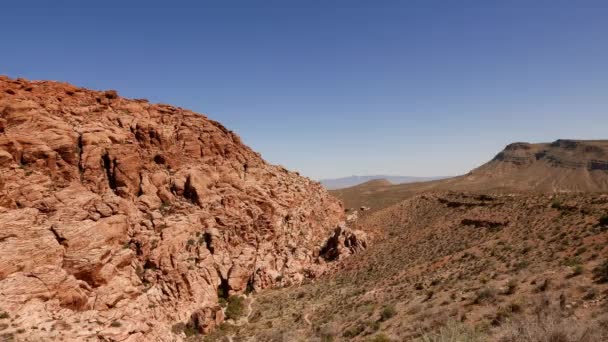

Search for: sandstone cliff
xmin=0 ymin=76 xmax=355 ymax=341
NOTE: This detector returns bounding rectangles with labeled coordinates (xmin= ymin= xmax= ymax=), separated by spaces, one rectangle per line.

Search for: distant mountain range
xmin=319 ymin=175 xmax=449 ymax=190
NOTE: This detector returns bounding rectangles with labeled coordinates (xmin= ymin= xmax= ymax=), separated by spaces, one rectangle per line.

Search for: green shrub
xmin=171 ymin=322 xmax=198 ymax=337
xmin=563 ymin=257 xmax=581 ymax=267
xmin=225 ymin=296 xmax=245 ymax=320
xmin=171 ymin=322 xmax=186 ymax=334
xmin=414 ymin=321 xmax=484 ymax=342
xmin=572 ymin=264 xmax=584 ymax=276
xmin=380 ymin=304 xmax=397 ymax=321
xmin=504 ymin=279 xmax=517 ymax=295
xmin=473 ymin=287 xmax=496 ymax=304
xmin=551 ymin=200 xmax=562 ymax=209
xmin=593 ymin=260 xmax=608 ymax=283
xmin=368 ymin=333 xmax=392 ymax=342
xmin=343 ymin=324 xmax=365 ymax=338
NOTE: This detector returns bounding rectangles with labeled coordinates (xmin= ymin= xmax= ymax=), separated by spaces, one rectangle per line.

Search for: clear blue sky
xmin=2 ymin=1 xmax=607 ymax=179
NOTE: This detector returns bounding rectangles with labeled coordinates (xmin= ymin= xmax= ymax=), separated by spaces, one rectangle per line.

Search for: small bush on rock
xmin=225 ymin=296 xmax=245 ymax=320
xmin=380 ymin=305 xmax=397 ymax=321
xmin=599 ymin=214 xmax=608 ymax=227
xmin=593 ymin=260 xmax=608 ymax=283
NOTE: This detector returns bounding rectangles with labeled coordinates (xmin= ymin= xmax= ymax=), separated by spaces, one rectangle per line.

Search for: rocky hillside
xmin=462 ymin=140 xmax=608 ymax=192
xmin=233 ymin=192 xmax=608 ymax=341
xmin=333 ymin=140 xmax=608 ymax=213
xmin=0 ymin=77 xmax=362 ymax=341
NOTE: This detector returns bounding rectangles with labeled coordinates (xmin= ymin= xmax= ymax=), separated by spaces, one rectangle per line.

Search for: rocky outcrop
xmin=320 ymin=226 xmax=368 ymax=261
xmin=0 ymin=76 xmax=355 ymax=341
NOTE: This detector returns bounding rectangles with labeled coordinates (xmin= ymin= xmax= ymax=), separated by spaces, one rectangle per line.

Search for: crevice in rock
xmin=245 ymin=276 xmax=255 ymax=294
xmin=77 ymin=133 xmax=84 ymax=180
xmin=203 ymin=232 xmax=214 ymax=254
xmin=153 ymin=154 xmax=165 ymax=165
xmin=73 ymin=269 xmax=98 ymax=288
xmin=49 ymin=225 xmax=68 ymax=247
xmin=137 ymin=172 xmax=144 ymax=197
xmin=102 ymin=152 xmax=117 ymax=191
xmin=25 ymin=273 xmax=51 ymax=293
xmin=217 ymin=273 xmax=230 ymax=299
xmin=183 ymin=175 xmax=199 ymax=204
xmin=0 ymin=234 xmax=17 ymax=243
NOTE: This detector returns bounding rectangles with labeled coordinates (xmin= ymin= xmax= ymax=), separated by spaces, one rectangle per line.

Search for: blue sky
xmin=2 ymin=1 xmax=607 ymax=179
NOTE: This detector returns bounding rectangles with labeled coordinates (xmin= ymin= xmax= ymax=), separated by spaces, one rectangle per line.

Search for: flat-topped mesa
xmin=489 ymin=139 xmax=608 ymax=171
xmin=0 ymin=76 xmax=363 ymax=340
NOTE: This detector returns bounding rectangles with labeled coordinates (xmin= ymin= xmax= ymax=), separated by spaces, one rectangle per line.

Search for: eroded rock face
xmin=320 ymin=225 xmax=368 ymax=261
xmin=0 ymin=76 xmax=349 ymax=341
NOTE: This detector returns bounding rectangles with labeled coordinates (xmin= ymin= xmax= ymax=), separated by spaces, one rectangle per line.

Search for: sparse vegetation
xmin=368 ymin=333 xmax=392 ymax=342
xmin=380 ymin=305 xmax=397 ymax=321
xmin=171 ymin=322 xmax=197 ymax=337
xmin=593 ymin=259 xmax=608 ymax=283
xmin=473 ymin=287 xmax=496 ymax=304
xmin=498 ymin=312 xmax=608 ymax=342
xmin=571 ymin=264 xmax=584 ymax=277
xmin=599 ymin=214 xmax=608 ymax=227
xmin=160 ymin=201 xmax=171 ymax=215
xmin=415 ymin=321 xmax=484 ymax=342
xmin=551 ymin=200 xmax=563 ymax=209
xmin=225 ymin=296 xmax=245 ymax=320
xmin=343 ymin=324 xmax=365 ymax=338
xmin=0 ymin=312 xmax=8 ymax=320
xmin=503 ymin=279 xmax=517 ymax=295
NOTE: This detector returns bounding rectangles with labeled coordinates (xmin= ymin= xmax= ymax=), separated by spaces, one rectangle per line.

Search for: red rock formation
xmin=0 ymin=76 xmax=355 ymax=340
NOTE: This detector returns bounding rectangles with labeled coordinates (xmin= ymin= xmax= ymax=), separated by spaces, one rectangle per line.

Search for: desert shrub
xmin=551 ymin=200 xmax=563 ymax=210
xmin=513 ymin=260 xmax=530 ymax=271
xmin=204 ymin=322 xmax=235 ymax=342
xmin=414 ymin=321 xmax=484 ymax=342
xmin=492 ymin=302 xmax=521 ymax=327
xmin=380 ymin=304 xmax=397 ymax=321
xmin=318 ymin=322 xmax=339 ymax=341
xmin=225 ymin=295 xmax=245 ymax=320
xmin=368 ymin=333 xmax=392 ymax=342
xmin=473 ymin=287 xmax=496 ymax=304
xmin=160 ymin=201 xmax=171 ymax=215
xmin=497 ymin=313 xmax=608 ymax=342
xmin=0 ymin=312 xmax=8 ymax=319
xmin=563 ymin=257 xmax=581 ymax=267
xmin=571 ymin=264 xmax=584 ymax=277
xmin=599 ymin=214 xmax=608 ymax=226
xmin=535 ymin=278 xmax=550 ymax=292
xmin=171 ymin=321 xmax=197 ymax=337
xmin=582 ymin=287 xmax=597 ymax=300
xmin=171 ymin=322 xmax=186 ymax=334
xmin=503 ymin=279 xmax=517 ymax=295
xmin=110 ymin=320 xmax=121 ymax=327
xmin=343 ymin=324 xmax=365 ymax=338
xmin=593 ymin=260 xmax=608 ymax=283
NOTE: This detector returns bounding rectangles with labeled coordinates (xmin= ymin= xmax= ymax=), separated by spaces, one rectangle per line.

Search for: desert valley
xmin=0 ymin=76 xmax=607 ymax=342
